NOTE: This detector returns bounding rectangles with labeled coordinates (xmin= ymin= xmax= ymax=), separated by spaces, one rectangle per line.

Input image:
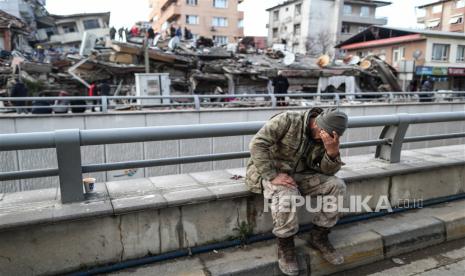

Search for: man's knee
xmin=325 ymin=176 xmax=346 ymax=195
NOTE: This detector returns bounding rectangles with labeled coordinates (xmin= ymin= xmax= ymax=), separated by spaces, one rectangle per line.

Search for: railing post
xmin=375 ymin=114 xmax=410 ymax=163
xmin=194 ymin=95 xmax=200 ymax=111
xmin=334 ymin=93 xmax=340 ymax=105
xmin=271 ymin=95 xmax=277 ymax=108
xmin=55 ymin=129 xmax=84 ymax=203
xmin=101 ymin=96 xmax=108 ymax=113
xmin=388 ymin=92 xmax=394 ymax=103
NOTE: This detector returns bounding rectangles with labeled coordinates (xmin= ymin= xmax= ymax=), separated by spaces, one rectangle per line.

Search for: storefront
xmin=448 ymin=68 xmax=465 ymax=91
xmin=415 ymin=66 xmax=450 ymax=90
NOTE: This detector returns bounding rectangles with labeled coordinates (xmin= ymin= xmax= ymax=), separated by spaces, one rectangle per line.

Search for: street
xmin=333 ymin=238 xmax=465 ymax=276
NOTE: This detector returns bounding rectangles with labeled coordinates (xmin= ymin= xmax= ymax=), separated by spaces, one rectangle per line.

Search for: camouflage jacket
xmin=246 ymin=110 xmax=343 ymax=194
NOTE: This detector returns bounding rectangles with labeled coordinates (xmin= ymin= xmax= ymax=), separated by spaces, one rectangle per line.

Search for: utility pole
xmin=144 ymin=38 xmax=150 ymax=73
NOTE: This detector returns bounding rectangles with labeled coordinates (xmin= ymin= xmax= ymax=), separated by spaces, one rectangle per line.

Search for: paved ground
xmin=333 ymin=238 xmax=465 ymax=276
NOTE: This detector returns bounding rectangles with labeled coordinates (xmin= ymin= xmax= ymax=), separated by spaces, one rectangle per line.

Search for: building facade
xmin=417 ymin=0 xmax=465 ymax=32
xmin=340 ymin=0 xmax=390 ymax=42
xmin=266 ymin=0 xmax=390 ymax=55
xmin=39 ymin=12 xmax=110 ymax=50
xmin=149 ymin=0 xmax=244 ymax=45
xmin=0 ymin=0 xmax=54 ymax=43
xmin=338 ymin=26 xmax=465 ymax=91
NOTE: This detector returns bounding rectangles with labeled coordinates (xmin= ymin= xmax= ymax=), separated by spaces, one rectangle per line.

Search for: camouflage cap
xmin=315 ymin=108 xmax=348 ymax=136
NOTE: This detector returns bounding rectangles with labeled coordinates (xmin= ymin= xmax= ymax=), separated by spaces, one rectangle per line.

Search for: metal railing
xmin=1 ymin=91 xmax=465 ymax=113
xmin=1 ymin=111 xmax=465 ymax=203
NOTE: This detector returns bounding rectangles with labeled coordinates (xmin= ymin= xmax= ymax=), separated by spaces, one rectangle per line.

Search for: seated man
xmin=246 ymin=107 xmax=348 ymax=276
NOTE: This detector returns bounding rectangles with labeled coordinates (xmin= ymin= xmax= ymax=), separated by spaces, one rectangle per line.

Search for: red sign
xmin=448 ymin=68 xmax=465 ymax=76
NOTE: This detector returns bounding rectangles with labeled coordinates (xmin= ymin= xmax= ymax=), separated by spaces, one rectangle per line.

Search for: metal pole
xmin=55 ymin=129 xmax=84 ymax=203
xmin=144 ymin=38 xmax=150 ymax=73
xmin=101 ymin=96 xmax=108 ymax=113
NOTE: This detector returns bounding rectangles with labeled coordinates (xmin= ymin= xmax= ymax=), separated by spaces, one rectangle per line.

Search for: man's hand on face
xmin=320 ymin=130 xmax=340 ymax=158
xmin=271 ymin=173 xmax=297 ymax=188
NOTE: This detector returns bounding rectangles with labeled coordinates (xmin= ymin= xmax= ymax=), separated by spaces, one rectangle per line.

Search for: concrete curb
xmin=111 ymin=199 xmax=465 ymax=276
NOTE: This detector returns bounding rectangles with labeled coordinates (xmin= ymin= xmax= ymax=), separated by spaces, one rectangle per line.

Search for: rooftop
xmin=337 ymin=25 xmax=465 ymax=48
xmin=417 ymin=0 xmax=452 ymax=9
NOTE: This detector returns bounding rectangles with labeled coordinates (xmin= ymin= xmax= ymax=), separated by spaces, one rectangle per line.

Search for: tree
xmin=305 ymin=31 xmax=336 ymax=57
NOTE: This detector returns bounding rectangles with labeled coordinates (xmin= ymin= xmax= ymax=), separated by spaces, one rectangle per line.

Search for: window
xmin=213 ymin=35 xmax=228 ymax=45
xmin=238 ymin=19 xmax=244 ymax=28
xmin=186 ymin=0 xmax=197 ymax=5
xmin=457 ymin=45 xmax=465 ymax=62
xmin=358 ymin=26 xmax=366 ymax=33
xmin=449 ymin=16 xmax=463 ymax=24
xmin=61 ymin=23 xmax=77 ymax=33
xmin=83 ymin=19 xmax=100 ymax=30
xmin=186 ymin=15 xmax=199 ymax=25
xmin=272 ymin=28 xmax=278 ymax=38
xmin=343 ymin=5 xmax=352 ymax=15
xmin=457 ymin=0 xmax=465 ymax=8
xmin=392 ymin=47 xmax=405 ymax=67
xmin=432 ymin=4 xmax=443 ymax=13
xmin=341 ymin=23 xmax=350 ymax=34
xmin=295 ymin=4 xmax=301 ymax=16
xmin=360 ymin=6 xmax=370 ymax=17
xmin=273 ymin=10 xmax=279 ymax=21
xmin=213 ymin=0 xmax=227 ymax=9
xmin=432 ymin=43 xmax=450 ymax=61
xmin=285 ymin=7 xmax=289 ymax=12
xmin=212 ymin=17 xmax=228 ymax=27
xmin=293 ymin=24 xmax=301 ymax=36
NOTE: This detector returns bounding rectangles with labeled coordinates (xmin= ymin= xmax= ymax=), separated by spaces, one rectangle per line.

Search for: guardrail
xmin=1 ymin=111 xmax=465 ymax=203
xmin=1 ymin=91 xmax=465 ymax=113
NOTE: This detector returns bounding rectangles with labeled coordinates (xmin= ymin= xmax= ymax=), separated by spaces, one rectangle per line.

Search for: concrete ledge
xmin=110 ymin=199 xmax=465 ymax=276
xmin=0 ymin=145 xmax=465 ymax=274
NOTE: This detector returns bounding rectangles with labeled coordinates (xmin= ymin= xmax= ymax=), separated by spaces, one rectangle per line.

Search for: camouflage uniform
xmin=246 ymin=110 xmax=346 ymax=238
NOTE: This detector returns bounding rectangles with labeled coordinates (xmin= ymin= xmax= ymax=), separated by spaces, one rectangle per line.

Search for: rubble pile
xmin=0 ymin=34 xmax=401 ymax=107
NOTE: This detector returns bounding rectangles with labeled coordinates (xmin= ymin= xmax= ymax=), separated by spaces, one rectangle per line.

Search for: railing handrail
xmin=1 ymin=111 xmax=465 ymax=203
xmin=1 ymin=112 xmax=465 ymax=151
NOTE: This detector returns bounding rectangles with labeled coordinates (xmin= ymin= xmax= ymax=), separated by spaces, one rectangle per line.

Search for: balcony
xmin=50 ymin=28 xmax=109 ymax=44
xmin=161 ymin=0 xmax=177 ymax=11
xmin=342 ymin=15 xmax=388 ymax=25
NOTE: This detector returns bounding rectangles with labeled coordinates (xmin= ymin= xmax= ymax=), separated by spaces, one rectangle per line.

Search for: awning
xmin=449 ymin=16 xmax=463 ymax=24
xmin=426 ymin=20 xmax=440 ymax=28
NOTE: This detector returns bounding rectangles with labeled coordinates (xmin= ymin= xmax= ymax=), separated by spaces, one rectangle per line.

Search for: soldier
xmin=246 ymin=107 xmax=348 ymax=276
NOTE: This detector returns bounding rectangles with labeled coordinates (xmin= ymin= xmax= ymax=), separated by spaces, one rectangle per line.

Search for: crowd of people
xmin=7 ymin=78 xmax=112 ymax=114
xmin=108 ymin=23 xmax=194 ymax=46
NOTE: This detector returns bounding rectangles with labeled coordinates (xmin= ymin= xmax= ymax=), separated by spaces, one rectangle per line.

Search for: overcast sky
xmin=45 ymin=0 xmax=438 ymax=36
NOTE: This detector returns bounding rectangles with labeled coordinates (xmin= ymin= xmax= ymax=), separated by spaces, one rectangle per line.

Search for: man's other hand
xmin=320 ymin=130 xmax=340 ymax=158
xmin=271 ymin=173 xmax=297 ymax=188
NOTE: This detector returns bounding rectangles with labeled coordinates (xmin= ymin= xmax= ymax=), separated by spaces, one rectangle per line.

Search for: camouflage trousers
xmin=263 ymin=173 xmax=346 ymax=238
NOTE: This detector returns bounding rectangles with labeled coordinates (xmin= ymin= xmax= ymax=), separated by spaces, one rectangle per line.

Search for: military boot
xmin=308 ymin=225 xmax=344 ymax=265
xmin=277 ymin=236 xmax=299 ymax=276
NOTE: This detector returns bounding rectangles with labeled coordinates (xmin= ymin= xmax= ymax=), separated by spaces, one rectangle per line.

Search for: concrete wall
xmin=1 ymin=102 xmax=465 ymax=193
xmin=0 ymin=145 xmax=464 ymax=275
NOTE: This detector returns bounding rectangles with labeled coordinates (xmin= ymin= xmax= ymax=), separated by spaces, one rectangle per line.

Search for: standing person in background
xmin=53 ymin=91 xmax=70 ymax=114
xmin=272 ymin=71 xmax=290 ymax=107
xmin=118 ymin=27 xmax=124 ymax=41
xmin=130 ymin=25 xmax=139 ymax=37
xmin=109 ymin=26 xmax=116 ymax=40
xmin=420 ymin=77 xmax=434 ymax=102
xmin=169 ymin=24 xmax=176 ymax=38
xmin=10 ymin=78 xmax=28 ymax=114
xmin=71 ymin=92 xmax=87 ymax=113
xmin=88 ymin=82 xmax=99 ymax=112
xmin=124 ymin=28 xmax=130 ymax=41
xmin=147 ymin=26 xmax=155 ymax=46
xmin=99 ymin=80 xmax=111 ymax=110
xmin=175 ymin=26 xmax=182 ymax=38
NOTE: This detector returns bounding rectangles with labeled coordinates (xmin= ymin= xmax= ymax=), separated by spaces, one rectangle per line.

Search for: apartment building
xmin=266 ymin=0 xmax=390 ymax=55
xmin=340 ymin=0 xmax=390 ymax=42
xmin=337 ymin=26 xmax=465 ymax=90
xmin=149 ymin=0 xmax=244 ymax=45
xmin=417 ymin=0 xmax=465 ymax=32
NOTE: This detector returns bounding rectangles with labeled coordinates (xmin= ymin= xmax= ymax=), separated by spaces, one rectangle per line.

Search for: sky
xmin=45 ymin=0 xmax=439 ymax=36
